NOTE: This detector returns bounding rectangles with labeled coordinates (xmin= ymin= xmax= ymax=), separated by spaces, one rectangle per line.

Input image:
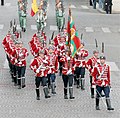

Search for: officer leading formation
xmin=2 ymin=0 xmax=114 ymax=111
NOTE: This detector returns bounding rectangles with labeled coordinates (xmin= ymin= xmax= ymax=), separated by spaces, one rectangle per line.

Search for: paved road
xmin=0 ymin=0 xmax=120 ymax=118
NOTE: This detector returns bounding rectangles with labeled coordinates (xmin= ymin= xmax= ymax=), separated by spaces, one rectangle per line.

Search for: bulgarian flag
xmin=31 ymin=0 xmax=39 ymax=17
xmin=66 ymin=7 xmax=81 ymax=57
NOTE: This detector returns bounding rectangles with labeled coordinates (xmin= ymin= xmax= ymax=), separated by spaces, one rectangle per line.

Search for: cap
xmin=93 ymin=50 xmax=99 ymax=54
xmin=100 ymin=55 xmax=106 ymax=60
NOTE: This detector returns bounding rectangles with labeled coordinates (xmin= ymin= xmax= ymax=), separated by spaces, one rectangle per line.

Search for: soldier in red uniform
xmin=92 ymin=55 xmax=114 ymax=110
xmin=59 ymin=49 xmax=75 ymax=99
xmin=12 ymin=41 xmax=29 ymax=89
xmin=57 ymin=35 xmax=66 ymax=76
xmin=86 ymin=50 xmax=99 ymax=98
xmin=47 ymin=45 xmax=58 ymax=94
xmin=30 ymin=49 xmax=51 ymax=100
xmin=74 ymin=43 xmax=88 ymax=90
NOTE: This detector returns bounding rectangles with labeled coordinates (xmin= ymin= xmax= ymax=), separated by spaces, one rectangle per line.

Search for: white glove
xmin=92 ymin=85 xmax=96 ymax=89
xmin=43 ymin=60 xmax=48 ymax=64
xmin=36 ymin=69 xmax=40 ymax=73
xmin=67 ymin=56 xmax=70 ymax=61
xmin=15 ymin=59 xmax=18 ymax=63
xmin=67 ymin=69 xmax=72 ymax=75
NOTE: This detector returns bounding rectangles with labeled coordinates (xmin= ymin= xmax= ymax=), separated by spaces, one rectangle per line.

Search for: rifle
xmin=10 ymin=20 xmax=12 ymax=29
xmin=95 ymin=38 xmax=98 ymax=49
xmin=102 ymin=42 xmax=104 ymax=54
xmin=13 ymin=19 xmax=17 ymax=33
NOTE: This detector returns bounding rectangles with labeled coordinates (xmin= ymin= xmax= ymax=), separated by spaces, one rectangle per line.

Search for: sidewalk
xmin=112 ymin=0 xmax=120 ymax=13
xmin=96 ymin=0 xmax=120 ymax=14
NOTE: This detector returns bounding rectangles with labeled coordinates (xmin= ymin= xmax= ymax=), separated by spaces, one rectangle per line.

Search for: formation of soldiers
xmin=2 ymin=0 xmax=114 ymax=111
xmin=2 ymin=21 xmax=29 ymax=89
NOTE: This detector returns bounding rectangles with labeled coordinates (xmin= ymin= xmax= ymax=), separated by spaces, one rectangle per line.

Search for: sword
xmin=96 ymin=88 xmax=106 ymax=107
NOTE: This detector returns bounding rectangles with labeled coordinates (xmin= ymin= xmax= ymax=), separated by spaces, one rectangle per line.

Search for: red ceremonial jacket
xmin=86 ymin=56 xmax=99 ymax=73
xmin=30 ymin=56 xmax=49 ymax=77
xmin=11 ymin=47 xmax=29 ymax=66
xmin=92 ymin=63 xmax=110 ymax=87
xmin=59 ymin=55 xmax=75 ymax=75
xmin=74 ymin=48 xmax=88 ymax=68
xmin=46 ymin=54 xmax=58 ymax=74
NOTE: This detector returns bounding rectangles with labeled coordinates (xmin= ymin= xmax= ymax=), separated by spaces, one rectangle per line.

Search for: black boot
xmin=69 ymin=87 xmax=75 ymax=99
xmin=74 ymin=75 xmax=77 ymax=85
xmin=76 ymin=79 xmax=80 ymax=88
xmin=106 ymin=98 xmax=114 ymax=110
xmin=36 ymin=89 xmax=40 ymax=100
xmin=13 ymin=76 xmax=17 ymax=86
xmin=81 ymin=78 xmax=85 ymax=90
xmin=22 ymin=77 xmax=26 ymax=88
xmin=51 ymin=82 xmax=56 ymax=94
xmin=91 ymin=88 xmax=94 ymax=98
xmin=64 ymin=88 xmax=68 ymax=99
xmin=43 ymin=87 xmax=51 ymax=98
xmin=11 ymin=73 xmax=14 ymax=82
xmin=18 ymin=79 xmax=21 ymax=89
xmin=96 ymin=98 xmax=100 ymax=110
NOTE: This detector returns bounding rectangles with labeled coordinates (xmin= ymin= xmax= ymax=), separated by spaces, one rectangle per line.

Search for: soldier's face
xmin=49 ymin=49 xmax=53 ymax=54
xmin=94 ymin=52 xmax=99 ymax=58
xmin=100 ymin=59 xmax=105 ymax=65
xmin=39 ymin=53 xmax=44 ymax=58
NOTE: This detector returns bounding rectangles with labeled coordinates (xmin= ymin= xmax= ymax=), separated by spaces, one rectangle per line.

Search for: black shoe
xmin=70 ymin=96 xmax=75 ymax=99
xmin=45 ymin=95 xmax=51 ymax=98
xmin=91 ymin=95 xmax=94 ymax=98
xmin=96 ymin=106 xmax=100 ymax=110
xmin=18 ymin=86 xmax=21 ymax=89
xmin=107 ymin=108 xmax=114 ymax=110
xmin=36 ymin=97 xmax=40 ymax=100
xmin=52 ymin=91 xmax=56 ymax=94
xmin=22 ymin=85 xmax=26 ymax=88
xmin=64 ymin=95 xmax=68 ymax=99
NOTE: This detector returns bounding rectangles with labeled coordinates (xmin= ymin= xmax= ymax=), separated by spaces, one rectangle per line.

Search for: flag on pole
xmin=31 ymin=0 xmax=39 ymax=17
xmin=66 ymin=7 xmax=81 ymax=57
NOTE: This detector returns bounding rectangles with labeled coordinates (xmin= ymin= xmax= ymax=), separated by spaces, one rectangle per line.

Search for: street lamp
xmin=1 ymin=0 xmax=4 ymax=6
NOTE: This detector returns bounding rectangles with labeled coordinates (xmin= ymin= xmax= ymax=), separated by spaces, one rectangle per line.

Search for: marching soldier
xmin=36 ymin=7 xmax=45 ymax=32
xmin=2 ymin=31 xmax=17 ymax=83
xmin=18 ymin=0 xmax=23 ymax=28
xmin=47 ymin=45 xmax=58 ymax=94
xmin=74 ymin=43 xmax=88 ymax=90
xmin=92 ymin=55 xmax=114 ymax=110
xmin=56 ymin=1 xmax=65 ymax=32
xmin=30 ymin=49 xmax=51 ymax=100
xmin=20 ymin=6 xmax=27 ymax=32
xmin=86 ymin=50 xmax=99 ymax=98
xmin=11 ymin=41 xmax=29 ymax=89
xmin=59 ymin=48 xmax=75 ymax=99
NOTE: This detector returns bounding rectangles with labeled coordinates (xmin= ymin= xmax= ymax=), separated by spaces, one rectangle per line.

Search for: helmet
xmin=100 ymin=55 xmax=106 ymax=60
